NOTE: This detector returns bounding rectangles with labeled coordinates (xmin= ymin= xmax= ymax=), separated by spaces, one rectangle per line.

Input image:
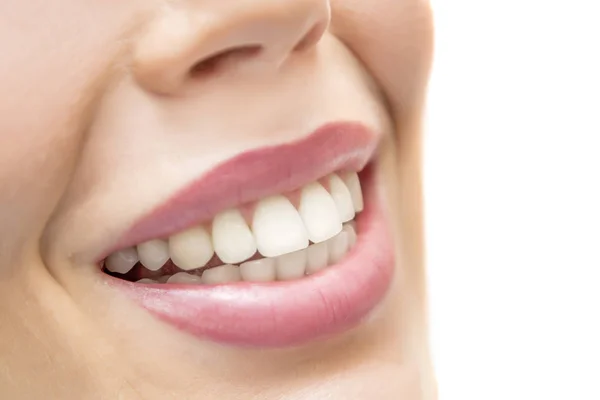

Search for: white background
xmin=425 ymin=1 xmax=600 ymax=399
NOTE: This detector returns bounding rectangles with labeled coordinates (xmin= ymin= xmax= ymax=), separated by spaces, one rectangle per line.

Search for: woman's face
xmin=0 ymin=1 xmax=434 ymax=399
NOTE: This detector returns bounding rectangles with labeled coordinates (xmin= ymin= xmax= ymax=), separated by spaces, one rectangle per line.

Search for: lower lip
xmin=109 ymin=167 xmax=395 ymax=347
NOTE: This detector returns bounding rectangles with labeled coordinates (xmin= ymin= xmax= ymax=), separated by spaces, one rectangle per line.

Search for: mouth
xmin=101 ymin=122 xmax=394 ymax=347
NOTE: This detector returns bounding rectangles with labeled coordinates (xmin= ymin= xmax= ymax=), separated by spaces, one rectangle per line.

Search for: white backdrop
xmin=425 ymin=1 xmax=600 ymax=399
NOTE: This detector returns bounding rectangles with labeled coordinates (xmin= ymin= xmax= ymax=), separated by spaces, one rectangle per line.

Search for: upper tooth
xmin=252 ymin=195 xmax=309 ymax=257
xmin=169 ymin=226 xmax=214 ymax=271
xmin=201 ymin=264 xmax=241 ymax=285
xmin=343 ymin=172 xmax=364 ymax=213
xmin=328 ymin=231 xmax=349 ymax=264
xmin=276 ymin=249 xmax=307 ymax=280
xmin=119 ymin=174 xmax=360 ymax=278
xmin=137 ymin=239 xmax=170 ymax=271
xmin=105 ymin=247 xmax=138 ymax=274
xmin=240 ymin=258 xmax=276 ymax=282
xmin=328 ymin=174 xmax=355 ymax=222
xmin=299 ymin=182 xmax=342 ymax=243
xmin=212 ymin=209 xmax=257 ymax=264
xmin=167 ymin=272 xmax=203 ymax=284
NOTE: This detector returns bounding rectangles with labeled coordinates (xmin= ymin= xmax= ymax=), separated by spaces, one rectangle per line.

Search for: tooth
xmin=343 ymin=224 xmax=357 ymax=248
xmin=169 ymin=226 xmax=213 ymax=271
xmin=299 ymin=182 xmax=342 ymax=243
xmin=212 ymin=209 xmax=257 ymax=264
xmin=347 ymin=220 xmax=357 ymax=231
xmin=105 ymin=247 xmax=139 ymax=274
xmin=157 ymin=275 xmax=170 ymax=283
xmin=240 ymin=258 xmax=276 ymax=282
xmin=136 ymin=278 xmax=157 ymax=284
xmin=306 ymin=242 xmax=329 ymax=275
xmin=276 ymin=249 xmax=307 ymax=281
xmin=201 ymin=265 xmax=241 ymax=285
xmin=328 ymin=174 xmax=356 ymax=222
xmin=252 ymin=195 xmax=309 ymax=257
xmin=167 ymin=272 xmax=203 ymax=284
xmin=328 ymin=231 xmax=349 ymax=264
xmin=137 ymin=239 xmax=170 ymax=271
xmin=343 ymin=172 xmax=364 ymax=213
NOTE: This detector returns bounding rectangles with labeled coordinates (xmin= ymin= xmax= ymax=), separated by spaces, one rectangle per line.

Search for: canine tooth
xmin=137 ymin=239 xmax=170 ymax=271
xmin=252 ymin=195 xmax=309 ymax=257
xmin=105 ymin=247 xmax=138 ymax=274
xmin=343 ymin=224 xmax=357 ymax=248
xmin=240 ymin=258 xmax=276 ymax=282
xmin=212 ymin=209 xmax=257 ymax=264
xmin=343 ymin=172 xmax=364 ymax=213
xmin=276 ymin=249 xmax=307 ymax=280
xmin=169 ymin=226 xmax=213 ymax=271
xmin=328 ymin=231 xmax=349 ymax=264
xmin=306 ymin=242 xmax=329 ymax=274
xmin=167 ymin=272 xmax=203 ymax=284
xmin=299 ymin=182 xmax=342 ymax=243
xmin=201 ymin=265 xmax=241 ymax=285
xmin=328 ymin=174 xmax=355 ymax=222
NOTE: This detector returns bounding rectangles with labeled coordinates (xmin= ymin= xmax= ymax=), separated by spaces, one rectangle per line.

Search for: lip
xmin=104 ymin=121 xmax=395 ymax=347
xmin=109 ymin=122 xmax=380 ymax=255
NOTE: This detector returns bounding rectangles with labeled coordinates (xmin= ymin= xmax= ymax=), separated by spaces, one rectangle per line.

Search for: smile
xmin=101 ymin=122 xmax=395 ymax=347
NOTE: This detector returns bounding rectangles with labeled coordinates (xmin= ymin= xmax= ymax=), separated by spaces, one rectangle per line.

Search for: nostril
xmin=189 ymin=45 xmax=263 ymax=78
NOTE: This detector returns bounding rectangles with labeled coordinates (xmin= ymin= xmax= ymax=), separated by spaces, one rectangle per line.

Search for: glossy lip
xmin=105 ymin=122 xmax=395 ymax=347
xmin=107 ymin=122 xmax=379 ymax=256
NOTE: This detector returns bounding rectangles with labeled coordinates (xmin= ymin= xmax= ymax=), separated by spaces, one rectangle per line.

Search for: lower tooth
xmin=276 ymin=249 xmax=307 ymax=281
xmin=346 ymin=220 xmax=357 ymax=232
xmin=343 ymin=224 xmax=357 ymax=248
xmin=240 ymin=258 xmax=276 ymax=282
xmin=137 ymin=278 xmax=157 ymax=284
xmin=167 ymin=272 xmax=203 ymax=284
xmin=328 ymin=231 xmax=349 ymax=264
xmin=201 ymin=265 xmax=241 ymax=285
xmin=306 ymin=242 xmax=329 ymax=274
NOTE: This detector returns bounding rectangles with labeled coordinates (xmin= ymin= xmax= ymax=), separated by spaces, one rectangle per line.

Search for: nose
xmin=133 ymin=0 xmax=330 ymax=95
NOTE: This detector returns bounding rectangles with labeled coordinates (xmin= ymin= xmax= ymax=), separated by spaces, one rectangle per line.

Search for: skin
xmin=0 ymin=0 xmax=434 ymax=399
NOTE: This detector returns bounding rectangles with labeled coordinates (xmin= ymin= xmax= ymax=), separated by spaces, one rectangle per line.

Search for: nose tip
xmin=133 ymin=0 xmax=330 ymax=95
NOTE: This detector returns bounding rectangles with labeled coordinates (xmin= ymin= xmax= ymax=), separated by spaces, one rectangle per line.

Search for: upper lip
xmin=104 ymin=121 xmax=380 ymax=258
xmin=102 ymin=121 xmax=394 ymax=347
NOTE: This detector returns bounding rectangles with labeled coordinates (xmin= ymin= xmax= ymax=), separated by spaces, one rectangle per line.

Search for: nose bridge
xmin=133 ymin=0 xmax=330 ymax=95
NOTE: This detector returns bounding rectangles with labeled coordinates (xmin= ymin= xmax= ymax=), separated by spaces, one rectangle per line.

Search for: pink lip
xmin=112 ymin=122 xmax=379 ymax=253
xmin=107 ymin=122 xmax=395 ymax=347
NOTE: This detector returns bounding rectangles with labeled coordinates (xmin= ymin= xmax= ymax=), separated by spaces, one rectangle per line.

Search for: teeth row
xmin=106 ymin=172 xmax=363 ymax=275
xmin=136 ymin=223 xmax=357 ymax=285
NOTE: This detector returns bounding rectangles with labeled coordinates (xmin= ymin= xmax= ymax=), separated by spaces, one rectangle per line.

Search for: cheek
xmin=0 ymin=3 xmax=136 ymax=248
xmin=330 ymin=0 xmax=434 ymax=114
xmin=331 ymin=0 xmax=432 ymax=268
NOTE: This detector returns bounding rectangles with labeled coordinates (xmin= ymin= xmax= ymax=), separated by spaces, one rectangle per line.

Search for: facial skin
xmin=0 ymin=1 xmax=434 ymax=399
